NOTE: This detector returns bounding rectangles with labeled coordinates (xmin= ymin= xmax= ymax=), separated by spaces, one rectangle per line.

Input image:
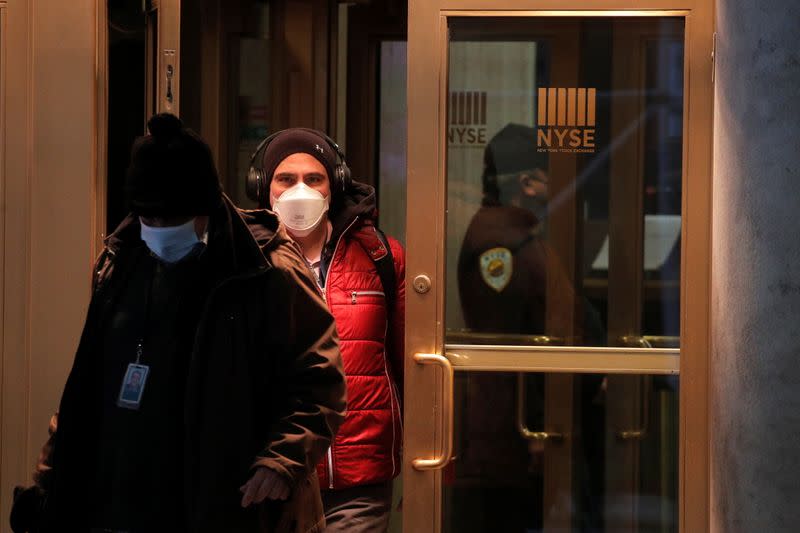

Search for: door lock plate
xmin=413 ymin=274 xmax=432 ymax=294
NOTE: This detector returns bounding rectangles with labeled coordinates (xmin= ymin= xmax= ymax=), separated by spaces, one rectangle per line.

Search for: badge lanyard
xmin=117 ymin=267 xmax=155 ymax=410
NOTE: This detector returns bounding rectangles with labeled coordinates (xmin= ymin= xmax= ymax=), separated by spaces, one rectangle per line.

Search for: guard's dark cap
xmin=484 ymin=123 xmax=547 ymax=177
xmin=125 ymin=113 xmax=223 ymax=217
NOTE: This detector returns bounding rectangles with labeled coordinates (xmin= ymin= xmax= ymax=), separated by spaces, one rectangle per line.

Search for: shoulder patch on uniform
xmin=479 ymin=247 xmax=513 ymax=292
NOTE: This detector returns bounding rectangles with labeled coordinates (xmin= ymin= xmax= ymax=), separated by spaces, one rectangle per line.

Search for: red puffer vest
xmin=316 ymin=211 xmax=405 ymax=491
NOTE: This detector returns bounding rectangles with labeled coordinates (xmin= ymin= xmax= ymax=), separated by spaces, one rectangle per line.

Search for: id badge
xmin=117 ymin=363 xmax=149 ymax=410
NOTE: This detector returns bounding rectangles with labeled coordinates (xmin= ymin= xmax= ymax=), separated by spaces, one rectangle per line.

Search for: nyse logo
xmin=448 ymin=91 xmax=487 ymax=147
xmin=536 ymin=88 xmax=597 ymax=153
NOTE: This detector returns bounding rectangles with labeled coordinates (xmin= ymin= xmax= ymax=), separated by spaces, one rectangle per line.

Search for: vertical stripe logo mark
xmin=448 ymin=91 xmax=489 ymax=146
xmin=537 ymin=87 xmax=596 ymax=127
xmin=536 ymin=87 xmax=597 ymax=153
xmin=450 ymin=91 xmax=487 ymax=126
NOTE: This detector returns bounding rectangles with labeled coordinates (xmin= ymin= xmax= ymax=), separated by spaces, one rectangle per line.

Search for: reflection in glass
xmin=228 ymin=0 xmax=272 ymax=207
xmin=378 ymin=41 xmax=409 ymax=245
xmin=444 ymin=372 xmax=679 ymax=533
xmin=445 ymin=18 xmax=685 ymax=349
xmin=378 ymin=39 xmax=408 ymax=533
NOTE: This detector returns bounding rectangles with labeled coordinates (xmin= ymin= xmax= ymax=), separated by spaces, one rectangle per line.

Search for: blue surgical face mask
xmin=140 ymin=217 xmax=201 ymax=263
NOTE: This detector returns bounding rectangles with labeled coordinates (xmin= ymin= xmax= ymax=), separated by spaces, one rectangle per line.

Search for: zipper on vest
xmin=323 ymin=217 xmax=359 ymax=310
xmin=322 ymin=216 xmax=358 ymax=492
xmin=350 ymin=290 xmax=385 ymax=304
xmin=327 ymin=447 xmax=334 ymax=489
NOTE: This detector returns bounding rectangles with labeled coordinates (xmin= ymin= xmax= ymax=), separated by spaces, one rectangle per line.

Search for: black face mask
xmin=496 ymin=173 xmax=548 ymax=223
xmin=518 ymin=194 xmax=548 ymax=224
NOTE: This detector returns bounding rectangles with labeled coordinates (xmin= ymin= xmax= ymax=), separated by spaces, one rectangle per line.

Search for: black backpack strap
xmin=373 ymin=229 xmax=397 ymax=310
xmin=351 ymin=225 xmax=397 ymax=310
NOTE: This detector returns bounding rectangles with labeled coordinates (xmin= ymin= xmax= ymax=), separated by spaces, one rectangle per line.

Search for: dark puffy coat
xmin=21 ymin=198 xmax=346 ymax=533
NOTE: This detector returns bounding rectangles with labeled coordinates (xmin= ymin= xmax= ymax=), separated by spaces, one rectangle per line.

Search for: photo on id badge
xmin=118 ymin=363 xmax=149 ymax=409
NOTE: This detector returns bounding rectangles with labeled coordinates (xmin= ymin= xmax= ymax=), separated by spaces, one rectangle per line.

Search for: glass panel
xmin=378 ymin=39 xmax=408 ymax=533
xmin=445 ymin=18 xmax=684 ymax=348
xmin=378 ymin=40 xmax=408 ymax=245
xmin=106 ymin=2 xmax=146 ymax=233
xmin=145 ymin=8 xmax=158 ymax=118
xmin=444 ymin=372 xmax=679 ymax=532
xmin=228 ymin=0 xmax=272 ymax=207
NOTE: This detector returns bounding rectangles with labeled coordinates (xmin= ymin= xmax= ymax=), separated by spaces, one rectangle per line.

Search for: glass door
xmin=405 ymin=2 xmax=713 ymax=532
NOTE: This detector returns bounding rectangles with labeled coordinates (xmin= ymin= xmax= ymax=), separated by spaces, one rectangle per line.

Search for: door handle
xmin=165 ymin=63 xmax=174 ymax=104
xmin=516 ymin=374 xmax=564 ymax=442
xmin=446 ymin=330 xmax=565 ymax=346
xmin=616 ymin=375 xmax=652 ymax=440
xmin=412 ymin=353 xmax=454 ymax=470
xmin=618 ymin=335 xmax=680 ymax=348
xmin=514 ymin=334 xmax=566 ymax=441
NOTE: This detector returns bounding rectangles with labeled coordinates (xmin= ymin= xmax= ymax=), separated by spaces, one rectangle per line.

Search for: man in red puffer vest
xmin=245 ymin=128 xmax=405 ymax=532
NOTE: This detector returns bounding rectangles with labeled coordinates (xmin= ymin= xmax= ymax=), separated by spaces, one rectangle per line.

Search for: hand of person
xmin=239 ymin=467 xmax=291 ymax=507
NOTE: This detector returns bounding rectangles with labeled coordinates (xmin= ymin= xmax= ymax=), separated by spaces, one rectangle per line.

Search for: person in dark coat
xmin=9 ymin=114 xmax=346 ymax=533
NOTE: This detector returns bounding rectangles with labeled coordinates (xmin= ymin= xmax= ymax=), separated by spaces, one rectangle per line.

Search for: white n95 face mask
xmin=140 ymin=218 xmax=201 ymax=263
xmin=271 ymin=183 xmax=330 ymax=237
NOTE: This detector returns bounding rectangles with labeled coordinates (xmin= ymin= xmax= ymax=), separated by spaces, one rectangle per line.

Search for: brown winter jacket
xmin=24 ymin=197 xmax=346 ymax=533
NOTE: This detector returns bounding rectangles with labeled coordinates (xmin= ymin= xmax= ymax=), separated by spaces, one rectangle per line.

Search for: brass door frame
xmin=405 ymin=2 xmax=713 ymax=532
xmin=1 ymin=0 xmax=101 ymax=523
xmin=94 ymin=0 xmax=108 ymax=254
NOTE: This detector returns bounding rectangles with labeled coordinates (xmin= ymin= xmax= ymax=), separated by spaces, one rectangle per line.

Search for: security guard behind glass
xmin=454 ymin=124 xmax=604 ymax=531
xmin=458 ymin=122 xmax=575 ymax=336
xmin=451 ymin=124 xmax=554 ymax=532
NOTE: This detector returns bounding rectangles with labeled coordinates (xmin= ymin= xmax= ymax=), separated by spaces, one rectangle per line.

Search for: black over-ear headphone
xmin=246 ymin=128 xmax=351 ymax=207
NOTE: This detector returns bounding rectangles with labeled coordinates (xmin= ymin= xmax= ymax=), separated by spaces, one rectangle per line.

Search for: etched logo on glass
xmin=536 ymin=87 xmax=597 ymax=153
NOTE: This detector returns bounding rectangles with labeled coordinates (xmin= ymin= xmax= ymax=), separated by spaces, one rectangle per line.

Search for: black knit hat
xmin=261 ymin=128 xmax=338 ymax=189
xmin=125 ymin=113 xmax=223 ymax=217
